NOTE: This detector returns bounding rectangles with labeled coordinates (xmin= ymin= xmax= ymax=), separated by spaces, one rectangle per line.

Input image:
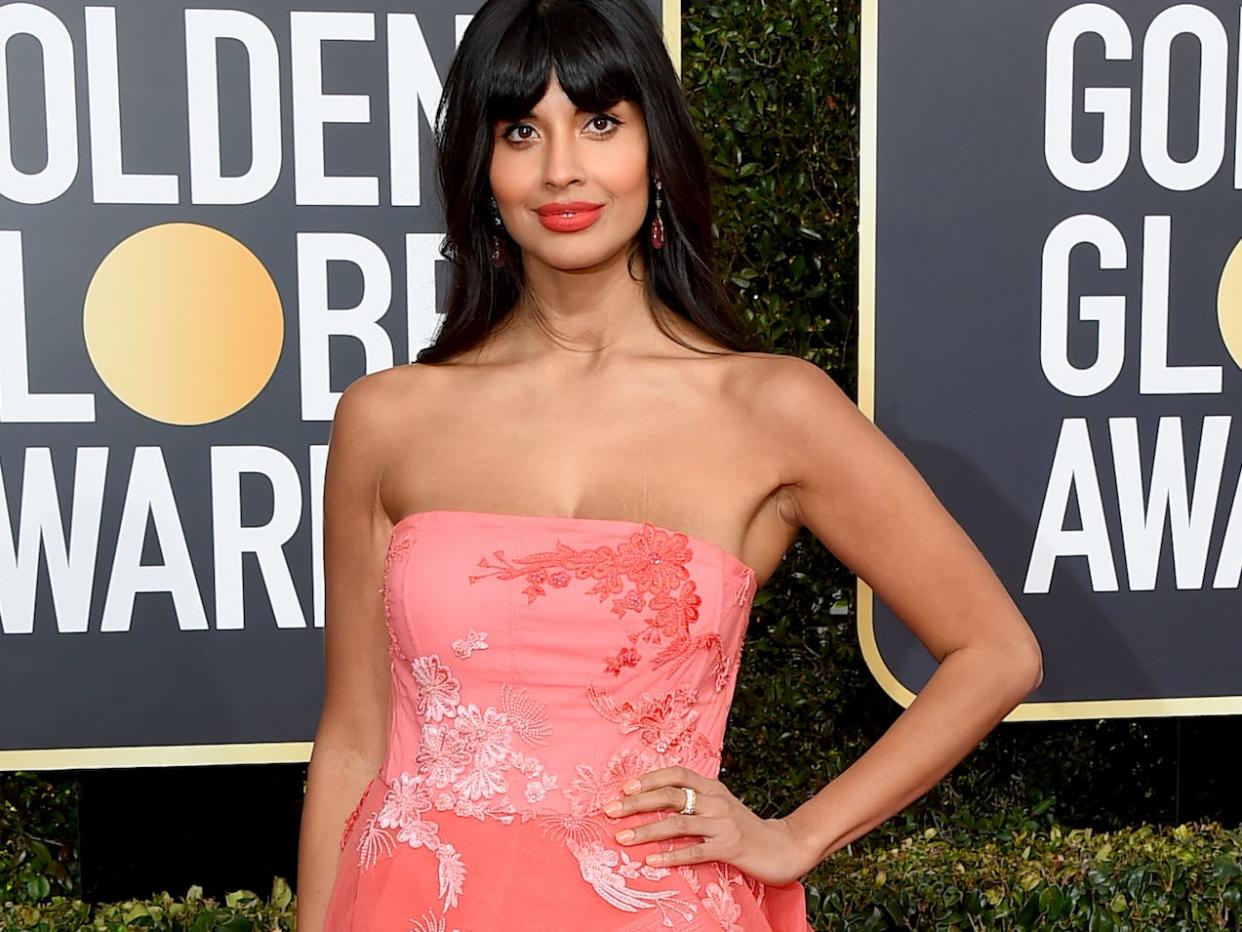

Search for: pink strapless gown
xmin=323 ymin=509 xmax=814 ymax=932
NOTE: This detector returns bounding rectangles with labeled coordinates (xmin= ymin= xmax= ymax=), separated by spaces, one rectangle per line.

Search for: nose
xmin=542 ymin=128 xmax=584 ymax=189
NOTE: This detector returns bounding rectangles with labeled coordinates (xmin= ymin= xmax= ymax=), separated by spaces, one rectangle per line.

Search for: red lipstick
xmin=536 ymin=201 xmax=605 ymax=233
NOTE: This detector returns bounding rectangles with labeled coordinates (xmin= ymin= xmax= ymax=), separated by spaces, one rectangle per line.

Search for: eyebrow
xmin=508 ymin=105 xmax=622 ymax=121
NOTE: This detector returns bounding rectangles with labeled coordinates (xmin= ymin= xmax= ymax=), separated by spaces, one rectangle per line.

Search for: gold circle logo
xmin=83 ymin=222 xmax=283 ymax=425
xmin=1217 ymin=238 xmax=1242 ymax=372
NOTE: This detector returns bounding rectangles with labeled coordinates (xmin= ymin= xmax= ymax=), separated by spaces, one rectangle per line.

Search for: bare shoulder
xmin=326 ymin=364 xmax=456 ymax=526
xmin=721 ymin=351 xmax=856 ymax=440
xmin=723 ymin=350 xmax=840 ymax=389
xmin=333 ymin=363 xmax=452 ymax=439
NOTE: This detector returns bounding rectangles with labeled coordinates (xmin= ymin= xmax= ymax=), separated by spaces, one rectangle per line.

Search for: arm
xmin=296 ymin=375 xmax=396 ymax=932
xmin=773 ymin=356 xmax=1043 ymax=866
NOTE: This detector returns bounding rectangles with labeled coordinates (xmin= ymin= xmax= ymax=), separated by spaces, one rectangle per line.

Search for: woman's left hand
xmin=601 ymin=765 xmax=820 ymax=886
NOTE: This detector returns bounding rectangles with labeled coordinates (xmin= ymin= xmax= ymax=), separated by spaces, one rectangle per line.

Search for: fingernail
xmin=623 ymin=779 xmax=641 ymax=793
xmin=603 ymin=800 xmax=622 ymax=816
xmin=615 ymin=829 xmax=634 ymax=843
xmin=646 ymin=853 xmax=664 ymax=865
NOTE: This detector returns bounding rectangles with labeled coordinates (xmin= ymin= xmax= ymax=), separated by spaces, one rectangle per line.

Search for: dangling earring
xmin=649 ymin=178 xmax=665 ymax=250
xmin=490 ymin=195 xmax=506 ymax=268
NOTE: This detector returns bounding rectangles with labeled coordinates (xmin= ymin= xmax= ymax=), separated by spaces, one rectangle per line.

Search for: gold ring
xmin=678 ymin=785 xmax=697 ymax=815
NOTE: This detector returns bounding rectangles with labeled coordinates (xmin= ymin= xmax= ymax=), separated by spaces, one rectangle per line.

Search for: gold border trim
xmin=665 ymin=0 xmax=681 ymax=78
xmin=855 ymin=0 xmax=1242 ymax=721
xmin=0 ymin=742 xmax=314 ymax=772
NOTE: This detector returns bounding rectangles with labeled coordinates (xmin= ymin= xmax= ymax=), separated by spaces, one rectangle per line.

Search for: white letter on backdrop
xmin=387 ymin=14 xmax=442 ymax=206
xmin=1025 ymin=417 xmax=1119 ymax=594
xmin=211 ymin=446 xmax=306 ymax=631
xmin=1138 ymin=216 xmax=1221 ymax=394
xmin=1140 ymin=5 xmax=1227 ymax=191
xmin=0 ymin=3 xmax=78 ymax=203
xmin=296 ymin=232 xmax=393 ymax=420
xmin=84 ymin=7 xmax=179 ymax=203
xmin=0 ymin=232 xmax=96 ymax=422
xmin=185 ymin=9 xmax=282 ymax=204
xmin=1040 ymin=214 xmax=1127 ymax=397
xmin=101 ymin=448 xmax=209 ymax=632
xmin=290 ymin=11 xmax=378 ymax=205
xmin=1045 ymin=3 xmax=1132 ymax=190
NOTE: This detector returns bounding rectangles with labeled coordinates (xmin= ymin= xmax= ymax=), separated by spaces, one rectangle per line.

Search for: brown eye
xmin=589 ymin=115 xmax=621 ymax=135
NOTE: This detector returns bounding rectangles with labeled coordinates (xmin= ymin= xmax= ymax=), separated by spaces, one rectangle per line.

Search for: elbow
xmin=981 ymin=636 xmax=1043 ymax=696
xmin=1016 ymin=640 xmax=1044 ymax=693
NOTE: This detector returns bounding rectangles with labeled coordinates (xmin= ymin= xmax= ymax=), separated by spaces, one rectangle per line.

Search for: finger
xmin=614 ymin=813 xmax=717 ymax=847
xmin=604 ymin=784 xmax=692 ymax=818
xmin=620 ymin=765 xmax=713 ymax=796
xmin=644 ymin=840 xmax=712 ymax=868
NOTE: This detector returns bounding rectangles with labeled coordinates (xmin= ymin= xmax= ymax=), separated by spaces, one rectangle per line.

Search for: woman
xmin=297 ymin=0 xmax=1044 ymax=929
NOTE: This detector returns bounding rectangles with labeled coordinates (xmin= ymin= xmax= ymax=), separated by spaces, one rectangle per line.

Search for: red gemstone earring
xmin=490 ymin=195 xmax=506 ymax=267
xmin=649 ymin=178 xmax=665 ymax=250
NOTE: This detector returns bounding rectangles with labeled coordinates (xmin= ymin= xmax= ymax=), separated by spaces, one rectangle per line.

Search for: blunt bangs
xmin=485 ymin=7 xmax=644 ymax=125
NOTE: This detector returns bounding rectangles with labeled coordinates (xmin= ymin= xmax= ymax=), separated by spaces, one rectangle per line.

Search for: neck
xmin=504 ymin=245 xmax=663 ymax=359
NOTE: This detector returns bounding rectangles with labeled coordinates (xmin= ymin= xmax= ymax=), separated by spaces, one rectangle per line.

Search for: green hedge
xmin=6 ymin=823 xmax=1242 ymax=930
xmin=2 ymin=0 xmax=1231 ymax=929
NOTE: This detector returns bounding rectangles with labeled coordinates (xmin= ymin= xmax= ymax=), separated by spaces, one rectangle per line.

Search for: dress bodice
xmin=326 ymin=509 xmax=812 ymax=932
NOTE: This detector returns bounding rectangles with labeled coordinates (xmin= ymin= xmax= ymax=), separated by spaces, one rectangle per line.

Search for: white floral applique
xmin=451 ymin=629 xmax=489 ymax=659
xmin=700 ymin=863 xmax=745 ymax=931
xmin=566 ymin=838 xmax=697 ymax=924
xmin=677 ymin=863 xmax=749 ymax=931
xmin=436 ymin=842 xmax=465 ymax=910
xmin=408 ymin=910 xmax=462 ymax=932
xmin=531 ymin=809 xmax=608 ymax=847
xmin=360 ymin=651 xmax=557 ymax=917
xmin=677 ymin=865 xmax=700 ymax=893
xmin=356 ymin=808 xmax=396 ymax=870
xmin=562 ymin=747 xmax=661 ymax=819
xmin=410 ymin=655 xmax=461 ymax=722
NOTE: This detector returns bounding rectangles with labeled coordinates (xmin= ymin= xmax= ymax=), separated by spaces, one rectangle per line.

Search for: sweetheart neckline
xmin=388 ymin=507 xmax=758 ymax=580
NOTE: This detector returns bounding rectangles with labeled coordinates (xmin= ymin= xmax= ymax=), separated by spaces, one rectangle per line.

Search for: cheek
xmin=488 ymin=149 xmax=532 ymax=203
xmin=623 ymin=150 xmax=652 ymax=201
xmin=602 ymin=150 xmax=650 ymax=205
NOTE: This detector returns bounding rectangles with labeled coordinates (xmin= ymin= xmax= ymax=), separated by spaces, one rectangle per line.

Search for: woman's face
xmin=489 ymin=72 xmax=650 ymax=271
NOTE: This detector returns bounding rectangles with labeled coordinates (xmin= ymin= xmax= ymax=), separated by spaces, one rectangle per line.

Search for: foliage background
xmin=3 ymin=0 xmax=1235 ymax=929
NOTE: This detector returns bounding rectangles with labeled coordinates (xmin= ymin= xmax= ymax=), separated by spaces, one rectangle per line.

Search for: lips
xmin=536 ymin=201 xmax=604 ymax=216
xmin=536 ymin=202 xmax=605 ymax=233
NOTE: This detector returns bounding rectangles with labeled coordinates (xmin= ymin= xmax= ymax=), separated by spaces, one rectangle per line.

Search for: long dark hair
xmin=414 ymin=0 xmax=763 ymax=364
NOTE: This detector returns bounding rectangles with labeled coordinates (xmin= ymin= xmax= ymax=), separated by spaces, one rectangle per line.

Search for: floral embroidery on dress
xmin=339 ymin=783 xmax=370 ymax=850
xmin=561 ymin=746 xmax=662 ymax=819
xmin=501 ymin=682 xmax=553 ymax=746
xmin=359 ymin=650 xmax=742 ymax=925
xmin=467 ymin=524 xmax=738 ymax=692
xmin=566 ymin=838 xmax=698 ymax=923
xmin=409 ymin=911 xmax=462 ymax=932
xmin=468 ymin=523 xmax=692 ymax=604
xmin=731 ymin=569 xmax=755 ymax=608
xmin=410 ymin=655 xmax=461 ymax=722
xmin=451 ymin=629 xmax=489 ymax=659
xmin=357 ymin=652 xmax=559 ymax=912
xmin=382 ymin=531 xmax=414 ymax=664
xmin=585 ymin=683 xmax=717 ymax=761
xmin=677 ymin=863 xmax=748 ymax=932
xmin=701 ymin=864 xmax=746 ymax=931
xmin=356 ymin=808 xmax=397 ymax=870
